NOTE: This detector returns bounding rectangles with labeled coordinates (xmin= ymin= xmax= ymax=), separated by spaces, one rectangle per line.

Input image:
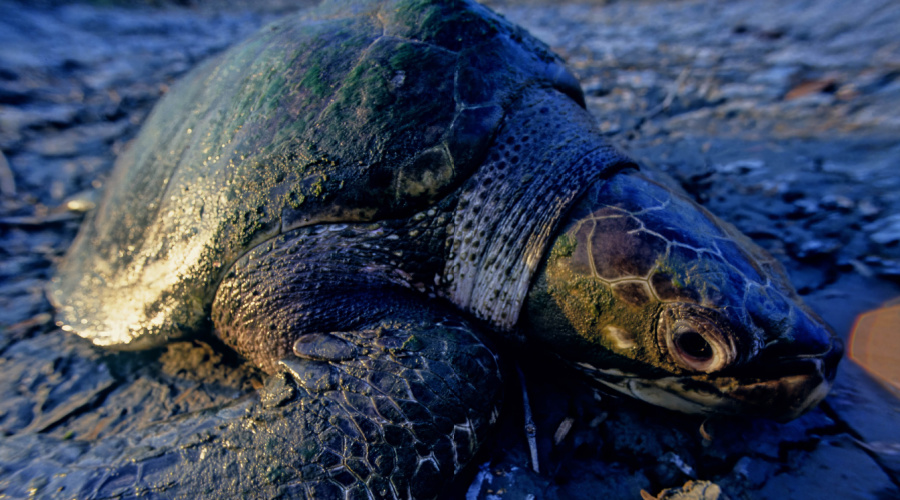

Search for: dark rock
xmin=819 ymin=193 xmax=855 ymax=211
xmin=795 ymin=239 xmax=840 ymax=260
xmin=857 ymin=199 xmax=881 ymax=219
xmin=866 ymin=214 xmax=900 ymax=246
xmin=726 ymin=456 xmax=777 ymax=489
xmin=713 ymin=159 xmax=765 ymax=174
xmin=649 ymin=452 xmax=696 ymax=488
xmin=790 ymin=198 xmax=820 ymax=218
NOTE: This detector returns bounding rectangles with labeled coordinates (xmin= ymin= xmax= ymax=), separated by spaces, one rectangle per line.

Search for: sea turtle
xmin=36 ymin=0 xmax=840 ymax=497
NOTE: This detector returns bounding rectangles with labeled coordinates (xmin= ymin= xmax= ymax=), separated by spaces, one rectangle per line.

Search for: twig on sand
xmin=517 ymin=364 xmax=540 ymax=473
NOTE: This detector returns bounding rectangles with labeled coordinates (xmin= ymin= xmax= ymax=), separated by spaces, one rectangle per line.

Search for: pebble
xmin=728 ymin=456 xmax=774 ymax=489
xmin=797 ymin=239 xmax=840 ymax=260
xmin=820 ymin=194 xmax=854 ymax=211
xmin=791 ymin=198 xmax=820 ymax=217
xmin=713 ymin=159 xmax=765 ymax=174
xmin=857 ymin=199 xmax=881 ymax=218
xmin=866 ymin=214 xmax=900 ymax=245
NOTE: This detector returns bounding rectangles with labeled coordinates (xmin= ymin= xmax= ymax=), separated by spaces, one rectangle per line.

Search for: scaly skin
xmin=524 ymin=169 xmax=841 ymax=419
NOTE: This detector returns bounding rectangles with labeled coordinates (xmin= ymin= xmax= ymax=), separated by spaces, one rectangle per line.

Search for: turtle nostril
xmin=675 ymin=330 xmax=713 ymax=361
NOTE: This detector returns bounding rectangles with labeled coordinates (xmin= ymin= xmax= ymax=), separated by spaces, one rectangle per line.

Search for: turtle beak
xmin=617 ymin=337 xmax=842 ymax=421
xmin=712 ymin=311 xmax=843 ymax=420
xmin=716 ymin=335 xmax=842 ymax=420
xmin=568 ymin=306 xmax=843 ymax=421
xmin=618 ymin=316 xmax=843 ymax=420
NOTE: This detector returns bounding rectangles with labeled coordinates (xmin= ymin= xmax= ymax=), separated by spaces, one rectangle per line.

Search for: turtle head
xmin=523 ymin=168 xmax=842 ymax=420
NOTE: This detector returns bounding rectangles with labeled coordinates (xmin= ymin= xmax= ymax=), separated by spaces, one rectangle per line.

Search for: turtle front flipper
xmin=209 ymin=227 xmax=504 ymax=498
xmin=194 ymin=313 xmax=503 ymax=498
xmin=269 ymin=312 xmax=502 ymax=499
xmin=209 ymin=300 xmax=501 ymax=497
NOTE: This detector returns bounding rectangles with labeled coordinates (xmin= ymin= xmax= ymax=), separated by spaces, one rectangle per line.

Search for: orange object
xmin=849 ymin=300 xmax=900 ymax=395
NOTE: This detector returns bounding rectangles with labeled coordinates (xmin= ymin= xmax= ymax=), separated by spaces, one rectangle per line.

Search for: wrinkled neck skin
xmin=523 ymin=166 xmax=842 ymax=421
xmin=443 ymin=87 xmax=633 ymax=330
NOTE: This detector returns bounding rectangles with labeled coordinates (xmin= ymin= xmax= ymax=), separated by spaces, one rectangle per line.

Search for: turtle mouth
xmin=574 ymin=337 xmax=842 ymax=420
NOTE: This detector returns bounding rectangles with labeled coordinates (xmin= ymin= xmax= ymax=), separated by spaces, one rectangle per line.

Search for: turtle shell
xmin=50 ymin=0 xmax=585 ymax=347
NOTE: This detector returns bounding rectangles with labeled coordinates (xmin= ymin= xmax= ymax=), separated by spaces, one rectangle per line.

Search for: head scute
xmin=524 ymin=168 xmax=841 ymax=419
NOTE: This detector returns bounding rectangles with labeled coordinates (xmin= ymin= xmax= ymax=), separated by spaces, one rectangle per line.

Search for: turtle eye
xmin=661 ymin=311 xmax=737 ymax=374
xmin=674 ymin=329 xmax=713 ymax=362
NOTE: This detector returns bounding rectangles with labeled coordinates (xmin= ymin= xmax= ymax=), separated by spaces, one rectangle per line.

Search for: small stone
xmin=747 ymin=65 xmax=799 ymax=92
xmin=857 ymin=199 xmax=881 ymax=218
xmin=730 ymin=456 xmax=775 ymax=489
xmin=582 ymin=80 xmax=610 ymax=97
xmin=649 ymin=452 xmax=695 ymax=487
xmin=876 ymin=259 xmax=900 ymax=278
xmin=865 ymin=214 xmax=900 ymax=245
xmin=791 ymin=198 xmax=820 ymax=217
xmin=785 ymin=78 xmax=838 ymax=100
xmin=661 ymin=451 xmax=696 ymax=477
xmin=819 ymin=194 xmax=854 ymax=211
xmin=796 ymin=239 xmax=839 ymax=260
xmin=62 ymin=190 xmax=98 ymax=213
xmin=260 ymin=373 xmax=296 ymax=409
xmin=599 ymin=120 xmax=622 ymax=134
xmin=714 ymin=159 xmax=765 ymax=174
